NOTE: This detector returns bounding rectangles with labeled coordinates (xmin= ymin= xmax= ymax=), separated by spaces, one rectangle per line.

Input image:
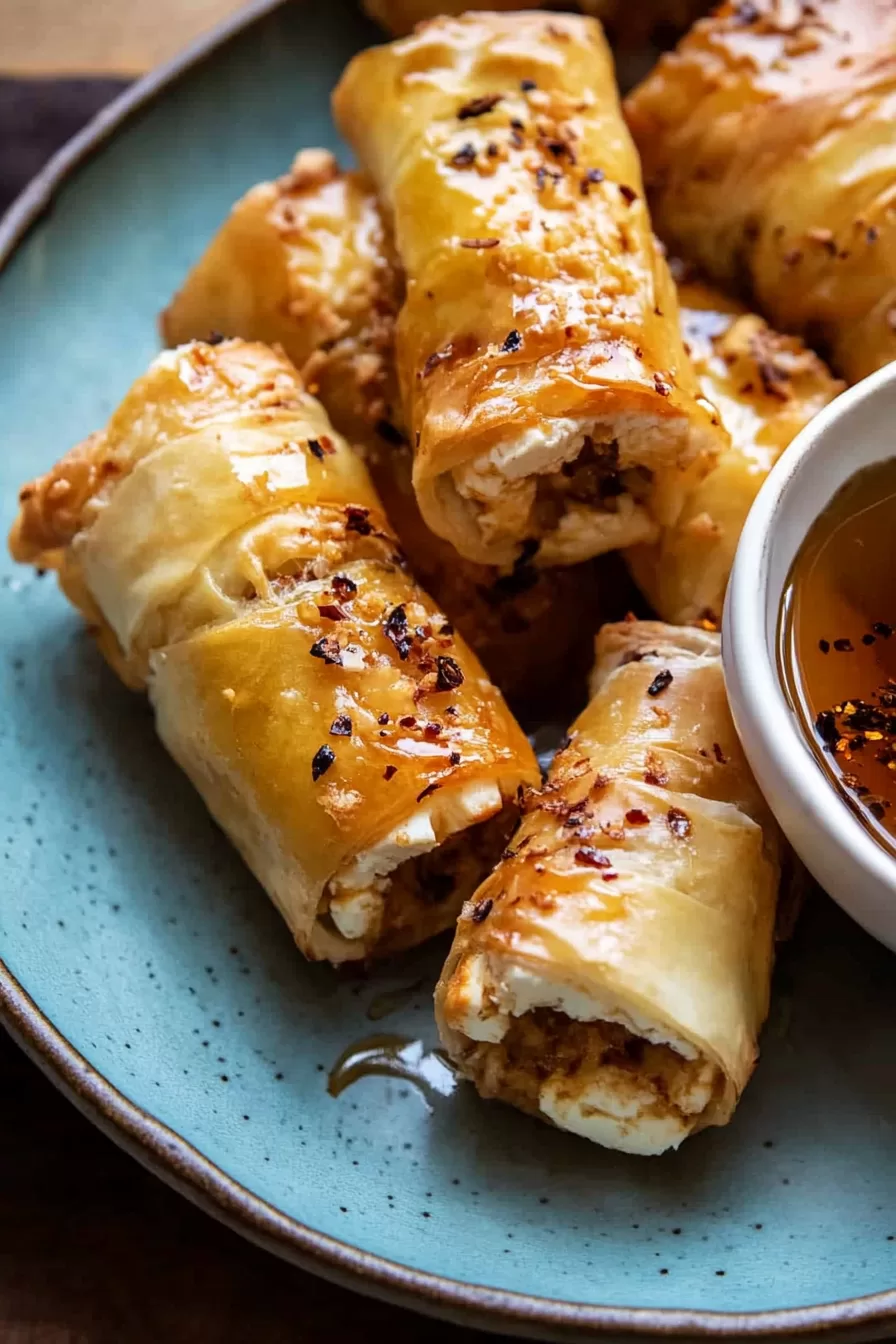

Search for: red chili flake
xmin=329 ymin=715 xmax=352 ymax=737
xmin=618 ymin=184 xmax=637 ymax=205
xmin=439 ymin=622 xmax=454 ymax=636
xmin=471 ymin=897 xmax=493 ymax=923
xmin=317 ymin=603 xmax=347 ymax=622
xmin=625 ymin=809 xmax=650 ymax=826
xmin=384 ymin=604 xmax=413 ymax=660
xmin=383 ymin=764 xmax=398 ymax=781
xmin=873 ymin=622 xmax=893 ymax=638
xmin=398 ymin=716 xmax=417 ymax=729
xmin=818 ymin=639 xmax=830 ymax=654
xmin=375 ymin=419 xmax=406 ymax=447
xmin=308 ymin=439 xmax=325 ymax=460
xmin=423 ymin=723 xmax=442 ymax=740
xmin=450 ymin=142 xmax=477 ymax=169
xmin=647 ymin=669 xmax=673 ymax=697
xmin=501 ymin=329 xmax=522 ymax=353
xmin=545 ymin=138 xmax=575 ymax=163
xmin=486 ymin=141 xmax=499 ymax=158
xmin=833 ymin=638 xmax=854 ymax=652
xmin=460 ymin=238 xmax=500 ymax=249
xmin=580 ymin=167 xmax=605 ymax=195
xmin=520 ymin=78 xmax=537 ymax=91
xmin=207 ymin=331 xmax=226 ymax=345
xmin=653 ymin=373 xmax=672 ymax=397
xmin=436 ymin=656 xmax=465 ymax=691
xmin=863 ymin=633 xmax=877 ymax=646
xmin=345 ymin=506 xmax=372 ymax=535
xmin=458 ymin=93 xmax=502 ymax=120
xmin=450 ymin=751 xmax=461 ymax=766
xmin=575 ymin=847 xmax=611 ymax=869
xmin=311 ymin=745 xmax=335 ymax=782
xmin=712 ymin=742 xmax=728 ymax=765
xmin=310 ymin=635 xmax=342 ymax=666
xmin=666 ymin=807 xmax=691 ymax=838
xmin=601 ymin=872 xmax=619 ymax=882
xmin=417 ymin=782 xmax=441 ymax=803
xmin=331 ymin=574 xmax=357 ymax=600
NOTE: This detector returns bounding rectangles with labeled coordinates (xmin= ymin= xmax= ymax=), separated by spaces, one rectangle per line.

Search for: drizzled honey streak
xmin=780 ymin=458 xmax=896 ymax=853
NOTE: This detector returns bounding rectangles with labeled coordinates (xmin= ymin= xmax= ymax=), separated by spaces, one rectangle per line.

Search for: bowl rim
xmin=724 ymin=362 xmax=896 ymax=916
xmin=4 ymin=4 xmax=896 ymax=1339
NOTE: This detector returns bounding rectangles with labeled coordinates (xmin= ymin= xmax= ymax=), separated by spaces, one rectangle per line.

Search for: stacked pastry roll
xmin=10 ymin=340 xmax=539 ymax=963
xmin=161 ymin=148 xmax=603 ymax=714
xmin=334 ymin=12 xmax=726 ymax=569
xmin=625 ymin=0 xmax=896 ymax=383
xmin=436 ymin=620 xmax=780 ymax=1155
xmin=625 ymin=269 xmax=844 ymax=625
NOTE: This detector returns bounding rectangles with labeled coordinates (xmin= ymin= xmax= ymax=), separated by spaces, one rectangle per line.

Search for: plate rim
xmin=2 ymin=6 xmax=896 ymax=1339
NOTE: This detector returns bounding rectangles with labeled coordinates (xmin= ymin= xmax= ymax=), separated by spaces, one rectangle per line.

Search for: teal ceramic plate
xmin=3 ymin=4 xmax=896 ymax=1338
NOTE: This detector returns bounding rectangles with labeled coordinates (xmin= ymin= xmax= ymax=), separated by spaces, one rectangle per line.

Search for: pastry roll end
xmin=436 ymin=619 xmax=779 ymax=1153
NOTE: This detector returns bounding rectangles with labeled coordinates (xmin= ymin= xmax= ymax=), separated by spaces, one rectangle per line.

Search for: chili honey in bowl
xmin=724 ymin=361 xmax=896 ymax=953
xmin=779 ymin=459 xmax=896 ymax=856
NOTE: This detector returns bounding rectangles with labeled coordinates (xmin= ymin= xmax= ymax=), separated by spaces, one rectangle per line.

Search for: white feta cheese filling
xmin=324 ymin=780 xmax=504 ymax=943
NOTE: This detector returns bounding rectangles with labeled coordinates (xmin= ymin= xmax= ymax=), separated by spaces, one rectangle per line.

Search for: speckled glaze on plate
xmin=2 ymin=3 xmax=896 ymax=1339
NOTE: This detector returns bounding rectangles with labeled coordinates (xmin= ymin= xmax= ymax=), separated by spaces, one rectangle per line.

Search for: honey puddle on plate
xmin=327 ymin=1034 xmax=457 ymax=1108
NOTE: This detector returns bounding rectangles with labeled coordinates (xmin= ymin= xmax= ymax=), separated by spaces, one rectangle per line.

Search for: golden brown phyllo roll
xmin=625 ymin=270 xmax=844 ymax=626
xmin=158 ymin=149 xmax=603 ymax=714
xmin=625 ymin=0 xmax=896 ymax=384
xmin=436 ymin=620 xmax=780 ymax=1154
xmin=161 ymin=148 xmax=401 ymax=446
xmin=9 ymin=340 xmax=539 ymax=963
xmin=333 ymin=12 xmax=725 ymax=569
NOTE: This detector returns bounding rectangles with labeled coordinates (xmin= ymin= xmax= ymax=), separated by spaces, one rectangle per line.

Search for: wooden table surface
xmin=0 ymin=1027 xmax=500 ymax=1344
xmin=0 ymin=9 xmax=502 ymax=1337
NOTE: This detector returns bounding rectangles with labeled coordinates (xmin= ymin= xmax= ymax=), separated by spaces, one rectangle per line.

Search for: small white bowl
xmin=723 ymin=361 xmax=896 ymax=953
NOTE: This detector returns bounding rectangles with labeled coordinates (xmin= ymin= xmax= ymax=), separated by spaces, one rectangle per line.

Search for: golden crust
xmin=334 ymin=12 xmax=726 ymax=567
xmin=157 ymin=152 xmax=602 ymax=712
xmin=625 ymin=0 xmax=896 ymax=383
xmin=626 ymin=270 xmax=844 ymax=624
xmin=436 ymin=619 xmax=780 ymax=1151
xmin=9 ymin=339 xmax=539 ymax=962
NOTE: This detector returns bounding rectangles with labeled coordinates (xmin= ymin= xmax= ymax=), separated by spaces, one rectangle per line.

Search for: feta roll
xmin=625 ymin=0 xmax=896 ymax=384
xmin=625 ymin=269 xmax=844 ymax=626
xmin=10 ymin=340 xmax=539 ymax=963
xmin=158 ymin=150 xmax=603 ymax=713
xmin=333 ymin=13 xmax=726 ymax=569
xmin=436 ymin=620 xmax=780 ymax=1154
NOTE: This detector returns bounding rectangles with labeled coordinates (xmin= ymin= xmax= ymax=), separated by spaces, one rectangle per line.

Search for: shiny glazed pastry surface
xmin=10 ymin=340 xmax=538 ymax=963
xmin=158 ymin=151 xmax=602 ymax=713
xmin=436 ymin=620 xmax=780 ymax=1154
xmin=626 ymin=271 xmax=844 ymax=625
xmin=334 ymin=13 xmax=725 ymax=568
xmin=625 ymin=0 xmax=896 ymax=383
xmin=161 ymin=149 xmax=401 ymax=445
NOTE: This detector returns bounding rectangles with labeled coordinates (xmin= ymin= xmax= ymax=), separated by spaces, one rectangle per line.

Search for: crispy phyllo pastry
xmin=436 ymin=620 xmax=780 ymax=1154
xmin=334 ymin=13 xmax=725 ymax=569
xmin=363 ymin=0 xmax=708 ymax=45
xmin=161 ymin=149 xmax=401 ymax=445
xmin=159 ymin=150 xmax=602 ymax=712
xmin=625 ymin=0 xmax=896 ymax=384
xmin=626 ymin=270 xmax=844 ymax=625
xmin=10 ymin=340 xmax=539 ymax=963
